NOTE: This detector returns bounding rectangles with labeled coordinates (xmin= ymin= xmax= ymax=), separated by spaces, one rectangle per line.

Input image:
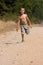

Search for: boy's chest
xmin=19 ymin=14 xmax=27 ymax=20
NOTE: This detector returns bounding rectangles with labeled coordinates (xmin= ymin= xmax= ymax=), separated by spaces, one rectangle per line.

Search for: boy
xmin=16 ymin=8 xmax=32 ymax=42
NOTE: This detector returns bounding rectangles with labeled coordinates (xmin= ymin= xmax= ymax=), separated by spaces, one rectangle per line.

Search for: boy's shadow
xmin=5 ymin=43 xmax=12 ymax=45
xmin=16 ymin=41 xmax=21 ymax=44
xmin=5 ymin=41 xmax=21 ymax=45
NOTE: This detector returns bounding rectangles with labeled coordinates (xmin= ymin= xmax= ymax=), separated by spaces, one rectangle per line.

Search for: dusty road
xmin=0 ymin=27 xmax=43 ymax=65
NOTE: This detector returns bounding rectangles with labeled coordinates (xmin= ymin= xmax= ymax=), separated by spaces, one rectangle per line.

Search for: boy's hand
xmin=16 ymin=28 xmax=18 ymax=32
xmin=29 ymin=24 xmax=32 ymax=28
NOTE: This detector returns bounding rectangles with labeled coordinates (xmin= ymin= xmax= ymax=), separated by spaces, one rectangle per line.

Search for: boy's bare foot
xmin=16 ymin=28 xmax=18 ymax=32
xmin=22 ymin=39 xmax=24 ymax=42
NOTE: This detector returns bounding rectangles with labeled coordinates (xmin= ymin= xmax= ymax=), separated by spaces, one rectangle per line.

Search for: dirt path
xmin=0 ymin=27 xmax=43 ymax=65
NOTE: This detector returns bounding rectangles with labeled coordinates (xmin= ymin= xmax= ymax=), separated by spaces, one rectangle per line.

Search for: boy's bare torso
xmin=19 ymin=14 xmax=27 ymax=25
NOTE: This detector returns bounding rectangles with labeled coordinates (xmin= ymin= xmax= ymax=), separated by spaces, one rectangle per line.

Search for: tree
xmin=0 ymin=0 xmax=43 ymax=22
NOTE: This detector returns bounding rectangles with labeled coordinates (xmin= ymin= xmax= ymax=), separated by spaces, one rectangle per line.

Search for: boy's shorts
xmin=20 ymin=24 xmax=30 ymax=34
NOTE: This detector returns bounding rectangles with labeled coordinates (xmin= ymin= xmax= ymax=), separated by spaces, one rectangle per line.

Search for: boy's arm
xmin=26 ymin=15 xmax=32 ymax=28
xmin=16 ymin=17 xmax=20 ymax=31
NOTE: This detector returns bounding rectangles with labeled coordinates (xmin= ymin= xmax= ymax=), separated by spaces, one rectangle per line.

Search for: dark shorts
xmin=20 ymin=24 xmax=30 ymax=34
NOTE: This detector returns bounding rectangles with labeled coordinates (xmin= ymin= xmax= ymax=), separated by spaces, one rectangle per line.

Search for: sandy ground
xmin=0 ymin=27 xmax=43 ymax=65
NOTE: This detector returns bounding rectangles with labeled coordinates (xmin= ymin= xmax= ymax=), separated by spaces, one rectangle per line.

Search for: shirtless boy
xmin=16 ymin=8 xmax=32 ymax=42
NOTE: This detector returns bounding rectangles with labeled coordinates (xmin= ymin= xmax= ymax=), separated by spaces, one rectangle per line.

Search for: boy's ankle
xmin=22 ymin=39 xmax=24 ymax=42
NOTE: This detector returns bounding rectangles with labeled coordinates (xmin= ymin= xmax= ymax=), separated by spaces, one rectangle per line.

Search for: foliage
xmin=0 ymin=0 xmax=43 ymax=23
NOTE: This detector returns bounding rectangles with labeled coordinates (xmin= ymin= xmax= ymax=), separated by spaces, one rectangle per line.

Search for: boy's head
xmin=20 ymin=8 xmax=25 ymax=14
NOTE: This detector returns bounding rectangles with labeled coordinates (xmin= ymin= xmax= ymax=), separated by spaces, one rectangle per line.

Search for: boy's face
xmin=20 ymin=8 xmax=25 ymax=14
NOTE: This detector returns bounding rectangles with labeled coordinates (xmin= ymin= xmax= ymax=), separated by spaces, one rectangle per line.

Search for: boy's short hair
xmin=20 ymin=7 xmax=25 ymax=11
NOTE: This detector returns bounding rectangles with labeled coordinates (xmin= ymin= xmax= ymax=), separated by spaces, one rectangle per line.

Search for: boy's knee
xmin=25 ymin=30 xmax=30 ymax=34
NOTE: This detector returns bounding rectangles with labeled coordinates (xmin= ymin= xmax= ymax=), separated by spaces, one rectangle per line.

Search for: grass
xmin=0 ymin=20 xmax=16 ymax=33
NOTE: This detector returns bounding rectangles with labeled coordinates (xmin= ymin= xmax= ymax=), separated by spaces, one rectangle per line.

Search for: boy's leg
xmin=25 ymin=29 xmax=30 ymax=34
xmin=24 ymin=24 xmax=30 ymax=34
xmin=21 ymin=34 xmax=24 ymax=42
xmin=20 ymin=25 xmax=25 ymax=42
